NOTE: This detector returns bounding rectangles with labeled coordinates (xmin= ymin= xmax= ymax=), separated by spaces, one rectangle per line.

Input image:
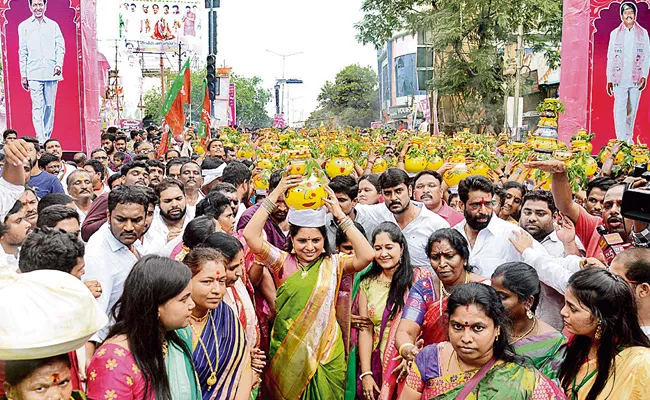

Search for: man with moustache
xmin=18 ymin=188 xmax=39 ymax=229
xmin=607 ymin=2 xmax=650 ymax=142
xmin=145 ymin=159 xmax=165 ymax=186
xmin=66 ymin=169 xmax=93 ymax=224
xmin=140 ymin=178 xmax=189 ymax=255
xmin=453 ymin=175 xmax=547 ymax=277
xmin=527 ymin=159 xmax=650 ymax=260
xmin=412 ymin=170 xmax=464 ymax=226
xmin=83 ymin=185 xmax=150 ymax=354
xmin=584 ymin=177 xmax=615 ymax=217
xmin=179 ymin=161 xmax=204 ymax=219
xmin=356 ymin=168 xmax=449 ymax=268
xmin=81 ymin=160 xmax=150 ymax=241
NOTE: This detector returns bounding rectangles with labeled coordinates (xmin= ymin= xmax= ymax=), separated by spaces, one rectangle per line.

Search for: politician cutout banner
xmin=590 ymin=1 xmax=650 ymax=147
xmin=0 ymin=0 xmax=83 ymax=149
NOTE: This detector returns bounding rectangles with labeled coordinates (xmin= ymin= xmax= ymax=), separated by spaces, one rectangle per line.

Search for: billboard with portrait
xmin=0 ymin=0 xmax=84 ymax=149
xmin=560 ymin=0 xmax=650 ymax=149
xmin=118 ymin=0 xmax=202 ymax=52
xmin=590 ymin=1 xmax=650 ymax=147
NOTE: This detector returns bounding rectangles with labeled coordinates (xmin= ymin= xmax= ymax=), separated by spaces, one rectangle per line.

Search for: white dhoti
xmin=29 ymin=80 xmax=58 ymax=144
xmin=613 ymin=84 xmax=641 ymax=143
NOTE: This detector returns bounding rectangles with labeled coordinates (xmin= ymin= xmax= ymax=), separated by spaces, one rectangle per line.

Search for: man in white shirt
xmin=0 ymin=201 xmax=32 ymax=271
xmin=453 ymin=176 xmax=547 ymax=278
xmin=18 ymin=0 xmax=65 ymax=143
xmin=141 ymin=178 xmax=190 ymax=255
xmin=180 ymin=161 xmax=204 ymax=219
xmin=607 ymin=2 xmax=650 ymax=142
xmin=518 ymin=190 xmax=584 ymax=330
xmin=83 ymin=185 xmax=151 ymax=347
xmin=356 ymin=168 xmax=449 ymax=268
xmin=66 ymin=169 xmax=93 ymax=225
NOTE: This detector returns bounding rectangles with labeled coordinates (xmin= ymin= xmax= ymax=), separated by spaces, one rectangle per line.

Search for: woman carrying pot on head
xmin=243 ymin=173 xmax=374 ymax=399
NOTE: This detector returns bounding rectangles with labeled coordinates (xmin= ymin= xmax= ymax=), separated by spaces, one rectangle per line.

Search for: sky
xmin=215 ymin=0 xmax=379 ymax=124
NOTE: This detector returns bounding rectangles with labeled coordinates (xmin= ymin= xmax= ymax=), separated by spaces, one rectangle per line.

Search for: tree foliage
xmin=229 ymin=74 xmax=272 ymax=129
xmin=142 ymin=67 xmax=209 ymax=124
xmin=307 ymin=64 xmax=380 ymax=127
xmin=355 ymin=0 xmax=563 ymax=131
xmin=142 ymin=69 xmax=272 ymax=129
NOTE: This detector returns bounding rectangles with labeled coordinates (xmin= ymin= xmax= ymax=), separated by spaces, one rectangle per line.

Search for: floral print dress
xmin=360 ymin=277 xmax=391 ymax=359
xmin=86 ymin=343 xmax=152 ymax=400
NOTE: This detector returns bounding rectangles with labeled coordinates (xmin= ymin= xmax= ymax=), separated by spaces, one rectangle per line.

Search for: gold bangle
xmin=398 ymin=343 xmax=414 ymax=358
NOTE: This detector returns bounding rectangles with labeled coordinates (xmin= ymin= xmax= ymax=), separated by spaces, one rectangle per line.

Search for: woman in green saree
xmin=243 ymin=174 xmax=374 ymax=400
xmin=401 ymin=283 xmax=566 ymax=400
xmin=492 ymin=262 xmax=566 ymax=381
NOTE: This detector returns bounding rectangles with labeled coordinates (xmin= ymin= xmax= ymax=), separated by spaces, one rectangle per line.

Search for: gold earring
xmin=595 ymin=322 xmax=603 ymax=340
xmin=526 ymin=309 xmax=534 ymax=319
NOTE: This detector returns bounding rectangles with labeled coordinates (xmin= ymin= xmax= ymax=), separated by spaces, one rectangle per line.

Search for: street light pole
xmin=513 ymin=23 xmax=524 ymax=140
xmin=266 ymin=50 xmax=303 ymax=115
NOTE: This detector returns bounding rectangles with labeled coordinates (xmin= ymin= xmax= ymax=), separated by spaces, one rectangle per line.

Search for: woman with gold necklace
xmin=491 ymin=262 xmax=566 ymax=382
xmin=183 ymin=247 xmax=252 ymax=400
xmin=243 ymin=174 xmax=374 ymax=400
xmin=401 ymin=283 xmax=566 ymax=399
xmin=394 ymin=229 xmax=487 ymax=366
xmin=357 ymin=221 xmax=430 ymax=400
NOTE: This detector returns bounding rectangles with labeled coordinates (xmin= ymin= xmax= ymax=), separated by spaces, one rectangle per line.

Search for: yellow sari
xmin=569 ymin=346 xmax=650 ymax=399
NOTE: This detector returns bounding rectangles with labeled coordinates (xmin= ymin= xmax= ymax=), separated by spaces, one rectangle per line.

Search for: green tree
xmin=229 ymin=74 xmax=273 ymax=129
xmin=355 ymin=0 xmax=562 ymax=131
xmin=307 ymin=64 xmax=380 ymax=127
xmin=142 ymin=70 xmax=272 ymax=129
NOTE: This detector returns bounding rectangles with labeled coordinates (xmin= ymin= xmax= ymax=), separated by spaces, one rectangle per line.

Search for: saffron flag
xmin=159 ymin=58 xmax=191 ymax=157
xmin=197 ymin=78 xmax=211 ymax=141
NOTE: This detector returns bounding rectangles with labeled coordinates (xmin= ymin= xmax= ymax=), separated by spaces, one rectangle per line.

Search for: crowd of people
xmin=2 ymin=125 xmax=650 ymax=400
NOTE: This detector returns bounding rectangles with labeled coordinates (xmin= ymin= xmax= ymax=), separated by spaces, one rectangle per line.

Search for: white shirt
xmin=235 ymin=202 xmax=246 ymax=226
xmin=0 ymin=244 xmax=19 ymax=272
xmin=521 ymin=247 xmax=581 ymax=295
xmin=59 ymin=162 xmax=77 ymax=192
xmin=0 ymin=178 xmax=25 ymax=221
xmin=18 ymin=16 xmax=65 ymax=81
xmin=83 ymin=223 xmax=139 ymax=342
xmin=536 ymin=231 xmax=583 ymax=330
xmin=75 ymin=206 xmax=87 ymax=226
xmin=454 ymin=215 xmax=548 ymax=277
xmin=356 ymin=202 xmax=450 ymax=268
xmin=643 ymin=325 xmax=650 ymax=338
xmin=539 ymin=230 xmax=585 ymax=256
xmin=140 ymin=209 xmax=190 ymax=255
xmin=607 ymin=25 xmax=650 ymax=85
xmin=185 ymin=191 xmax=205 ymax=221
